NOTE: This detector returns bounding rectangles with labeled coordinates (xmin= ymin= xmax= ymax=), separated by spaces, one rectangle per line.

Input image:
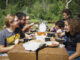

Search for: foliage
xmin=0 ymin=0 xmax=80 ymax=28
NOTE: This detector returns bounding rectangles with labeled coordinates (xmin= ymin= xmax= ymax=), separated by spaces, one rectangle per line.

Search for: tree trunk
xmin=6 ymin=0 xmax=8 ymax=8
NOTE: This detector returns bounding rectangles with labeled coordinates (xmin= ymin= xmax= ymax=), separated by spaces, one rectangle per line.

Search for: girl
xmin=64 ymin=19 xmax=80 ymax=60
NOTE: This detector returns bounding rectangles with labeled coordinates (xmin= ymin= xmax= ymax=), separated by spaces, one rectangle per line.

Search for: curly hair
xmin=66 ymin=19 xmax=80 ymax=35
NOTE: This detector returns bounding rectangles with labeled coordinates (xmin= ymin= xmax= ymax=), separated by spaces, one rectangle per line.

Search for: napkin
xmin=23 ymin=41 xmax=45 ymax=51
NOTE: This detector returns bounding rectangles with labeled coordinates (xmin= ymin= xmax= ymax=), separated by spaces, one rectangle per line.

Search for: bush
xmin=30 ymin=1 xmax=66 ymax=20
xmin=0 ymin=0 xmax=80 ymax=29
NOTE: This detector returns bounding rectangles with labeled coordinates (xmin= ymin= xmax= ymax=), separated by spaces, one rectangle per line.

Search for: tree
xmin=6 ymin=0 xmax=8 ymax=8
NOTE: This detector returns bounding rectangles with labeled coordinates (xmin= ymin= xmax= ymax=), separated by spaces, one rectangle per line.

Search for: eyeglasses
xmin=26 ymin=19 xmax=30 ymax=20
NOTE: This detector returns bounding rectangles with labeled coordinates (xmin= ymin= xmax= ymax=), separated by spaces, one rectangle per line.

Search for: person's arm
xmin=22 ymin=23 xmax=34 ymax=32
xmin=0 ymin=45 xmax=14 ymax=53
xmin=50 ymin=27 xmax=53 ymax=32
xmin=50 ymin=26 xmax=55 ymax=32
xmin=69 ymin=43 xmax=80 ymax=60
xmin=0 ymin=31 xmax=15 ymax=53
xmin=59 ymin=32 xmax=65 ymax=37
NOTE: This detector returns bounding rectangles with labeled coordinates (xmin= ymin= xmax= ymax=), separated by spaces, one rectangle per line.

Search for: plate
xmin=45 ymin=41 xmax=59 ymax=47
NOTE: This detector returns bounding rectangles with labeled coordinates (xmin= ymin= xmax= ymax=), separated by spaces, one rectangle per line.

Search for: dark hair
xmin=55 ymin=20 xmax=64 ymax=28
xmin=62 ymin=9 xmax=71 ymax=16
xmin=16 ymin=12 xmax=26 ymax=20
xmin=66 ymin=19 xmax=80 ymax=35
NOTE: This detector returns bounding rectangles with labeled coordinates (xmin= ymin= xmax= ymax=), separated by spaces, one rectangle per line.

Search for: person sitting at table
xmin=0 ymin=14 xmax=20 ymax=53
xmin=64 ymin=19 xmax=80 ymax=60
xmin=25 ymin=15 xmax=35 ymax=32
xmin=50 ymin=20 xmax=64 ymax=33
xmin=16 ymin=12 xmax=35 ymax=32
xmin=62 ymin=9 xmax=72 ymax=21
xmin=50 ymin=20 xmax=67 ymax=41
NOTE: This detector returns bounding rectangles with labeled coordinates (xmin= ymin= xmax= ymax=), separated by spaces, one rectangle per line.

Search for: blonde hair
xmin=2 ymin=25 xmax=7 ymax=29
xmin=5 ymin=14 xmax=15 ymax=28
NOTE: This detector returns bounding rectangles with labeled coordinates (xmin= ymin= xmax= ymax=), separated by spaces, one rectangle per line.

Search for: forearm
xmin=22 ymin=25 xmax=32 ymax=32
xmin=0 ymin=45 xmax=14 ymax=53
xmin=69 ymin=52 xmax=80 ymax=60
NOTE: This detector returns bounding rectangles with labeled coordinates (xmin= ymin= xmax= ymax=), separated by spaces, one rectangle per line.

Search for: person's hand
xmin=9 ymin=45 xmax=15 ymax=49
xmin=30 ymin=23 xmax=34 ymax=26
xmin=25 ymin=33 xmax=29 ymax=38
xmin=14 ymin=39 xmax=19 ymax=45
xmin=34 ymin=24 xmax=39 ymax=29
xmin=30 ymin=34 xmax=35 ymax=39
xmin=51 ymin=37 xmax=55 ymax=41
xmin=69 ymin=56 xmax=73 ymax=60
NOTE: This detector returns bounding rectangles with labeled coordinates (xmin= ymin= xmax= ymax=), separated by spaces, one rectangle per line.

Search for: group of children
xmin=0 ymin=9 xmax=80 ymax=60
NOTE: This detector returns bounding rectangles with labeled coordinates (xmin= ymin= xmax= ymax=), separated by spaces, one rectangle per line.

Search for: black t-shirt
xmin=64 ymin=32 xmax=80 ymax=51
xmin=15 ymin=28 xmax=25 ymax=39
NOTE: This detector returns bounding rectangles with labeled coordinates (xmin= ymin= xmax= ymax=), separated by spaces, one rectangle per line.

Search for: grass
xmin=30 ymin=19 xmax=40 ymax=22
xmin=48 ymin=23 xmax=55 ymax=28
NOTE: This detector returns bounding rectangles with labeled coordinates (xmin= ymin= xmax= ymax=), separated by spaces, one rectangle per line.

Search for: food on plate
xmin=45 ymin=41 xmax=59 ymax=47
xmin=37 ymin=32 xmax=47 ymax=36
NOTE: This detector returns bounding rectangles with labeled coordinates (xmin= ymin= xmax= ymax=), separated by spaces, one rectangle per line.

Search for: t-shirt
xmin=15 ymin=28 xmax=25 ymax=39
xmin=64 ymin=32 xmax=80 ymax=51
xmin=0 ymin=28 xmax=20 ymax=47
xmin=52 ymin=27 xmax=56 ymax=33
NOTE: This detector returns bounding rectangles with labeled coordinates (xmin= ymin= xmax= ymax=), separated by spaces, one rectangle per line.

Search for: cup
xmin=45 ymin=37 xmax=51 ymax=41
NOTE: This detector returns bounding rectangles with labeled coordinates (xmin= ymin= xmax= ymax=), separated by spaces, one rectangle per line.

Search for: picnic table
xmin=8 ymin=44 xmax=69 ymax=60
xmin=0 ymin=56 xmax=9 ymax=60
xmin=0 ymin=32 xmax=69 ymax=60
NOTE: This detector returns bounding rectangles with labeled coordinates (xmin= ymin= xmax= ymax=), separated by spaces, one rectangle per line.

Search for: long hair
xmin=66 ymin=19 xmax=80 ymax=35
